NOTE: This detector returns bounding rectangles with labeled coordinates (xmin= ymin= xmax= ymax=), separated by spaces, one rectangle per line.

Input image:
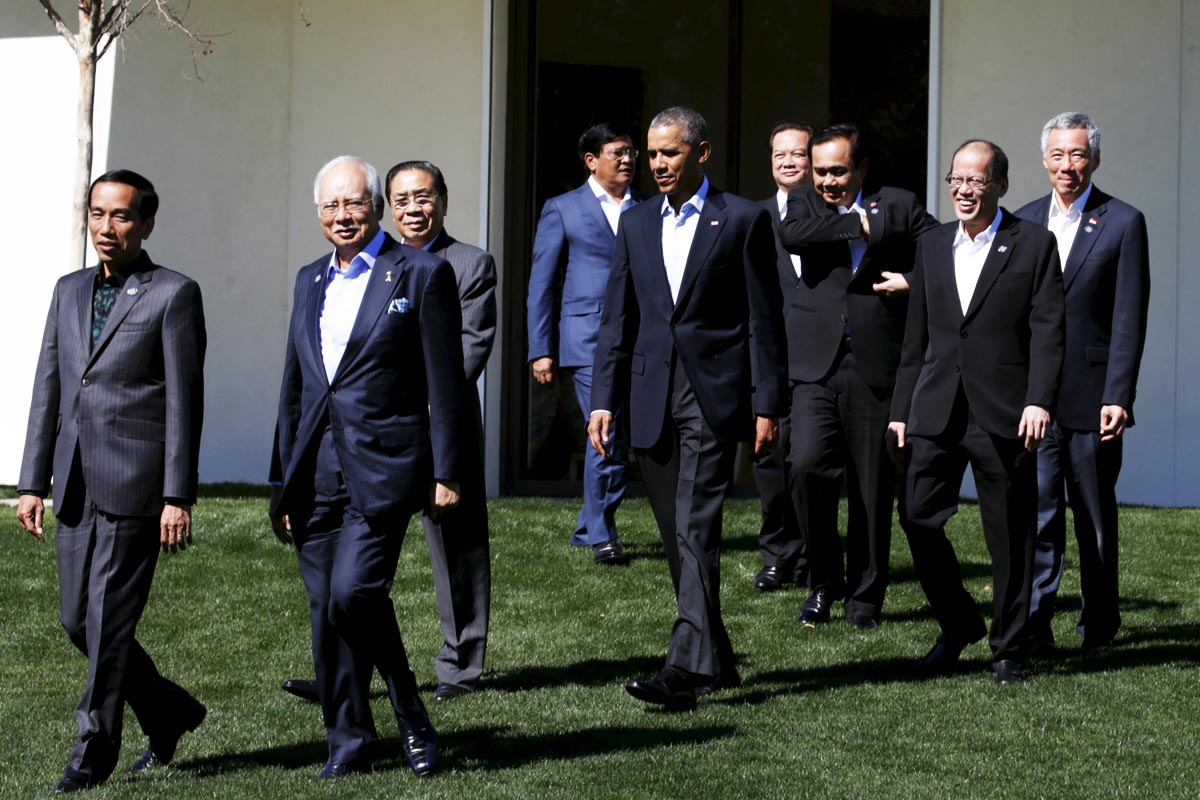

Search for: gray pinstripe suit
xmin=19 ymin=251 xmax=206 ymax=782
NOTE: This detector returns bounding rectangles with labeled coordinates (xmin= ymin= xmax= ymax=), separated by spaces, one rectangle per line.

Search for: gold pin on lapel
xmin=385 ymin=270 xmax=393 ymax=283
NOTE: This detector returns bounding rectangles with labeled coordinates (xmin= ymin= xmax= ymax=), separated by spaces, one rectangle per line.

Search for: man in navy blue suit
xmin=1015 ymin=113 xmax=1150 ymax=652
xmin=269 ymin=156 xmax=467 ymax=778
xmin=527 ymin=123 xmax=648 ymax=565
xmin=589 ymin=107 xmax=787 ymax=710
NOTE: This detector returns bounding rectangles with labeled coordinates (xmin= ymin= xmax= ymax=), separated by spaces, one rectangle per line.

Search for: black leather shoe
xmin=916 ymin=635 xmax=976 ymax=676
xmin=625 ymin=668 xmax=697 ymax=711
xmin=54 ymin=768 xmax=99 ymax=793
xmin=282 ymin=678 xmax=320 ymax=703
xmin=798 ymin=588 xmax=839 ymax=626
xmin=315 ymin=759 xmax=373 ymax=780
xmin=396 ymin=708 xmax=437 ymax=776
xmin=128 ymin=698 xmax=207 ymax=773
xmin=754 ymin=565 xmax=784 ymax=591
xmin=993 ymin=659 xmax=1027 ymax=686
xmin=434 ymin=682 xmax=472 ymax=701
xmin=849 ymin=614 xmax=879 ymax=630
xmin=695 ymin=668 xmax=742 ymax=697
xmin=593 ymin=539 xmax=629 ymax=565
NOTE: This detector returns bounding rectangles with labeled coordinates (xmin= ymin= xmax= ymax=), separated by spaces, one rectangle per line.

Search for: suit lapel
xmin=305 ymin=261 xmax=328 ymax=385
xmin=331 ymin=236 xmax=406 ymax=385
xmin=638 ymin=200 xmax=673 ymax=302
xmin=87 ymin=264 xmax=154 ymax=368
xmin=932 ymin=227 xmax=964 ymax=322
xmin=851 ymin=192 xmax=885 ymax=285
xmin=77 ymin=269 xmax=96 ymax=357
xmin=672 ymin=192 xmax=725 ymax=315
xmin=579 ymin=184 xmax=616 ymax=241
xmin=1063 ymin=191 xmax=1107 ymax=292
xmin=964 ymin=220 xmax=1016 ymax=321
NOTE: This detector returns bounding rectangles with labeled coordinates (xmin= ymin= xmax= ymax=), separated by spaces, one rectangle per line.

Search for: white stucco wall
xmin=938 ymin=0 xmax=1198 ymax=506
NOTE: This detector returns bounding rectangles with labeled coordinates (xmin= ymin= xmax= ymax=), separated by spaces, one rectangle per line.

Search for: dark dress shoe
xmin=916 ymin=635 xmax=975 ymax=676
xmin=316 ymin=759 xmax=373 ymax=780
xmin=849 ymin=614 xmax=879 ymax=630
xmin=754 ymin=565 xmax=784 ymax=591
xmin=434 ymin=682 xmax=472 ymax=701
xmin=282 ymin=678 xmax=320 ymax=703
xmin=993 ymin=659 xmax=1027 ymax=686
xmin=695 ymin=668 xmax=742 ymax=697
xmin=396 ymin=709 xmax=438 ymax=776
xmin=54 ymin=768 xmax=99 ymax=793
xmin=592 ymin=538 xmax=629 ymax=565
xmin=129 ymin=698 xmax=207 ymax=772
xmin=625 ymin=667 xmax=697 ymax=711
xmin=798 ymin=587 xmax=839 ymax=625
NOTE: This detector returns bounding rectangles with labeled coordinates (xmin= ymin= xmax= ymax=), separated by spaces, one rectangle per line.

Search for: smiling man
xmin=17 ymin=170 xmax=207 ymax=792
xmin=777 ymin=124 xmax=939 ymax=629
xmin=889 ymin=140 xmax=1064 ymax=686
xmin=1015 ymin=113 xmax=1150 ymax=653
xmin=589 ymin=106 xmax=786 ymax=710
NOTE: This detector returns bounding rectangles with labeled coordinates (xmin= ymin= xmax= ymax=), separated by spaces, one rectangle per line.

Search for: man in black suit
xmin=888 ymin=140 xmax=1065 ymax=686
xmin=589 ymin=106 xmax=786 ymax=710
xmin=777 ymin=125 xmax=940 ymax=628
xmin=750 ymin=121 xmax=814 ymax=592
xmin=1015 ymin=113 xmax=1150 ymax=651
xmin=270 ymin=156 xmax=467 ymax=777
xmin=17 ymin=170 xmax=207 ymax=792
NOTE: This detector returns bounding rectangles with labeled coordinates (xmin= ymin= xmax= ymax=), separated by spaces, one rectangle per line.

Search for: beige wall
xmin=939 ymin=0 xmax=1197 ymax=505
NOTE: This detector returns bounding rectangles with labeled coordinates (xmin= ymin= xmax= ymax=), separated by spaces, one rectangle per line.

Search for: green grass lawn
xmin=1 ymin=496 xmax=1197 ymax=798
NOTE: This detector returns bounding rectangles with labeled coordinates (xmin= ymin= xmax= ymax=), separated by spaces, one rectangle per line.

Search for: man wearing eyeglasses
xmin=269 ymin=155 xmax=468 ymax=777
xmin=777 ymin=124 xmax=939 ymax=630
xmin=1014 ymin=113 xmax=1150 ymax=654
xmin=888 ymin=140 xmax=1064 ymax=686
xmin=527 ymin=123 xmax=649 ymax=565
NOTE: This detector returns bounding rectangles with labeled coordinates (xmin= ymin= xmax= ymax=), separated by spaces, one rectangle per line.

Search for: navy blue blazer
xmin=891 ymin=211 xmax=1065 ymax=438
xmin=270 ymin=233 xmax=466 ymax=519
xmin=526 ymin=181 xmax=649 ymax=368
xmin=1014 ymin=186 xmax=1149 ymax=430
xmin=591 ymin=186 xmax=787 ymax=448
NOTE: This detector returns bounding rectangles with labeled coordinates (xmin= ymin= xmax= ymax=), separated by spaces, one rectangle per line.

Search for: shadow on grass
xmin=489 ymin=655 xmax=665 ymax=692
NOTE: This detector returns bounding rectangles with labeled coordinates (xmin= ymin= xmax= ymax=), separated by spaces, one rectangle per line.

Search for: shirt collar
xmin=588 ymin=175 xmax=632 ymax=205
xmin=1049 ymin=181 xmax=1093 ymax=219
xmin=837 ymin=191 xmax=866 ymax=215
xmin=327 ymin=227 xmax=386 ymax=277
xmin=403 ymin=229 xmax=445 ymax=252
xmin=776 ymin=188 xmax=790 ymax=214
xmin=954 ymin=208 xmax=1004 ymax=247
xmin=660 ymin=176 xmax=710 ymax=218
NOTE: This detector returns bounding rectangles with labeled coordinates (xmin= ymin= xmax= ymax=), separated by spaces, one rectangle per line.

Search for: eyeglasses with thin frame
xmin=317 ymin=196 xmax=373 ymax=219
xmin=944 ymin=174 xmax=993 ymax=190
xmin=603 ymin=147 xmax=639 ymax=161
xmin=391 ymin=193 xmax=440 ymax=211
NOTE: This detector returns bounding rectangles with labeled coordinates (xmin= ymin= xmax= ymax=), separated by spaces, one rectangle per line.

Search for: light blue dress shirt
xmin=319 ymin=228 xmax=386 ymax=383
xmin=660 ymin=176 xmax=710 ymax=303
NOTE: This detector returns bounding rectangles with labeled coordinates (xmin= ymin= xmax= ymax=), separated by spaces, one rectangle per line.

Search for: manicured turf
xmin=1 ymin=496 xmax=1197 ymax=798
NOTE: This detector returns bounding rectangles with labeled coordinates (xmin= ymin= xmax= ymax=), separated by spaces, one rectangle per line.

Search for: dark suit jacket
xmin=591 ymin=186 xmax=787 ymax=447
xmin=891 ymin=211 xmax=1065 ymax=438
xmin=270 ymin=233 xmax=466 ymax=519
xmin=778 ymin=185 xmax=940 ymax=389
xmin=526 ymin=182 xmax=650 ymax=367
xmin=1014 ymin=186 xmax=1149 ymax=430
xmin=428 ymin=230 xmax=497 ymax=384
xmin=19 ymin=251 xmax=206 ymax=516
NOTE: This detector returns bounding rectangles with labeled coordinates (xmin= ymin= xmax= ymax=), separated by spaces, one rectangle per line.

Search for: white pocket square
xmin=387 ymin=298 xmax=411 ymax=314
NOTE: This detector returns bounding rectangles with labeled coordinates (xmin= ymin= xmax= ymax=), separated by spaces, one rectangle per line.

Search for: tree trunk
xmin=71 ymin=53 xmax=96 ymax=272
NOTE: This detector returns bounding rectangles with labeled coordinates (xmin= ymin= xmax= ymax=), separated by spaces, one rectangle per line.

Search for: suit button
xmin=840 ymin=314 xmax=848 ymax=323
xmin=81 ymin=378 xmax=90 ymax=387
xmin=954 ymin=366 xmax=960 ymax=373
xmin=960 ymin=330 xmax=968 ymax=339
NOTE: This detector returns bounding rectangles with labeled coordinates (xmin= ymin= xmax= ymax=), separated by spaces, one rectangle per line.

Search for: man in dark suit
xmin=17 ymin=170 xmax=207 ymax=793
xmin=269 ymin=156 xmax=467 ymax=778
xmin=527 ymin=123 xmax=648 ymax=565
xmin=750 ymin=121 xmax=814 ymax=592
xmin=589 ymin=106 xmax=786 ymax=710
xmin=777 ymin=125 xmax=940 ymax=628
xmin=888 ymin=140 xmax=1065 ymax=686
xmin=1015 ymin=113 xmax=1150 ymax=651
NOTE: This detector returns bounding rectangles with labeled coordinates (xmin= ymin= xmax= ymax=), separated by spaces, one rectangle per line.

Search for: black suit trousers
xmin=789 ymin=347 xmax=895 ymax=618
xmin=636 ymin=356 xmax=737 ymax=681
xmin=902 ymin=391 xmax=1036 ymax=662
xmin=751 ymin=413 xmax=807 ymax=582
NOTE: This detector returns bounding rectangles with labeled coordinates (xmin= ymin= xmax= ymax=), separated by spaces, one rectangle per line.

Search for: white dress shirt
xmin=952 ymin=209 xmax=1003 ymax=314
xmin=661 ymin=176 xmax=710 ymax=304
xmin=776 ymin=189 xmax=803 ymax=278
xmin=589 ymin=175 xmax=633 ymax=235
xmin=1046 ymin=181 xmax=1093 ymax=270
xmin=838 ymin=191 xmax=868 ymax=272
xmin=320 ymin=228 xmax=385 ymax=382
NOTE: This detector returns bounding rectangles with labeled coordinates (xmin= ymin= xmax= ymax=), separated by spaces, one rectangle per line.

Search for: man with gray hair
xmin=1015 ymin=113 xmax=1150 ymax=653
xmin=269 ymin=155 xmax=468 ymax=777
xmin=590 ymin=106 xmax=786 ymax=710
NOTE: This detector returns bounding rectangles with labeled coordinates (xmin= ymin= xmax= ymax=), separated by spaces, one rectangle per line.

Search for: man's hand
xmin=16 ymin=495 xmax=45 ymax=542
xmin=271 ymin=514 xmax=292 ymax=545
xmin=860 ymin=213 xmax=871 ymax=239
xmin=886 ymin=421 xmax=907 ymax=467
xmin=754 ymin=416 xmax=778 ymax=457
xmin=1018 ymin=405 xmax=1051 ymax=452
xmin=588 ymin=411 xmax=613 ymax=458
xmin=1100 ymin=404 xmax=1128 ymax=442
xmin=872 ymin=271 xmax=909 ymax=297
xmin=531 ymin=357 xmax=555 ymax=384
xmin=160 ymin=503 xmax=192 ymax=554
xmin=429 ymin=480 xmax=461 ymax=521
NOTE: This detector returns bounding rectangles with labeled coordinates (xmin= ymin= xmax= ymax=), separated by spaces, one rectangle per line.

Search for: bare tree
xmin=36 ymin=1 xmax=213 ymax=270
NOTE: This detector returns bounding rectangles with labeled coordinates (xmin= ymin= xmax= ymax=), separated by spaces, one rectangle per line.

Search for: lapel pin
xmin=997 ymin=245 xmax=1008 ymax=253
xmin=870 ymin=208 xmax=878 ymax=215
xmin=126 ymin=286 xmax=138 ymax=295
xmin=1084 ymin=225 xmax=1094 ymax=233
xmin=385 ymin=270 xmax=393 ymax=283
xmin=710 ymin=220 xmax=719 ymax=226
xmin=1089 ymin=217 xmax=1099 ymax=225
xmin=313 ymin=274 xmax=322 ymax=283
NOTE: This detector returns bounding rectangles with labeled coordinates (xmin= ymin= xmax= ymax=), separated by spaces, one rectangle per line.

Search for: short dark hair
xmin=810 ymin=124 xmax=868 ymax=166
xmin=384 ymin=160 xmax=449 ymax=204
xmin=577 ymin=123 xmax=632 ymax=163
xmin=768 ymin=121 xmax=814 ymax=147
xmin=648 ymin=107 xmax=708 ymax=147
xmin=951 ymin=139 xmax=1009 ymax=182
xmin=89 ymin=169 xmax=158 ymax=219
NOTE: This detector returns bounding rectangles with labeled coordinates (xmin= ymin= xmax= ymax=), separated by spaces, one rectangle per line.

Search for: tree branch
xmin=36 ymin=0 xmax=80 ymax=51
